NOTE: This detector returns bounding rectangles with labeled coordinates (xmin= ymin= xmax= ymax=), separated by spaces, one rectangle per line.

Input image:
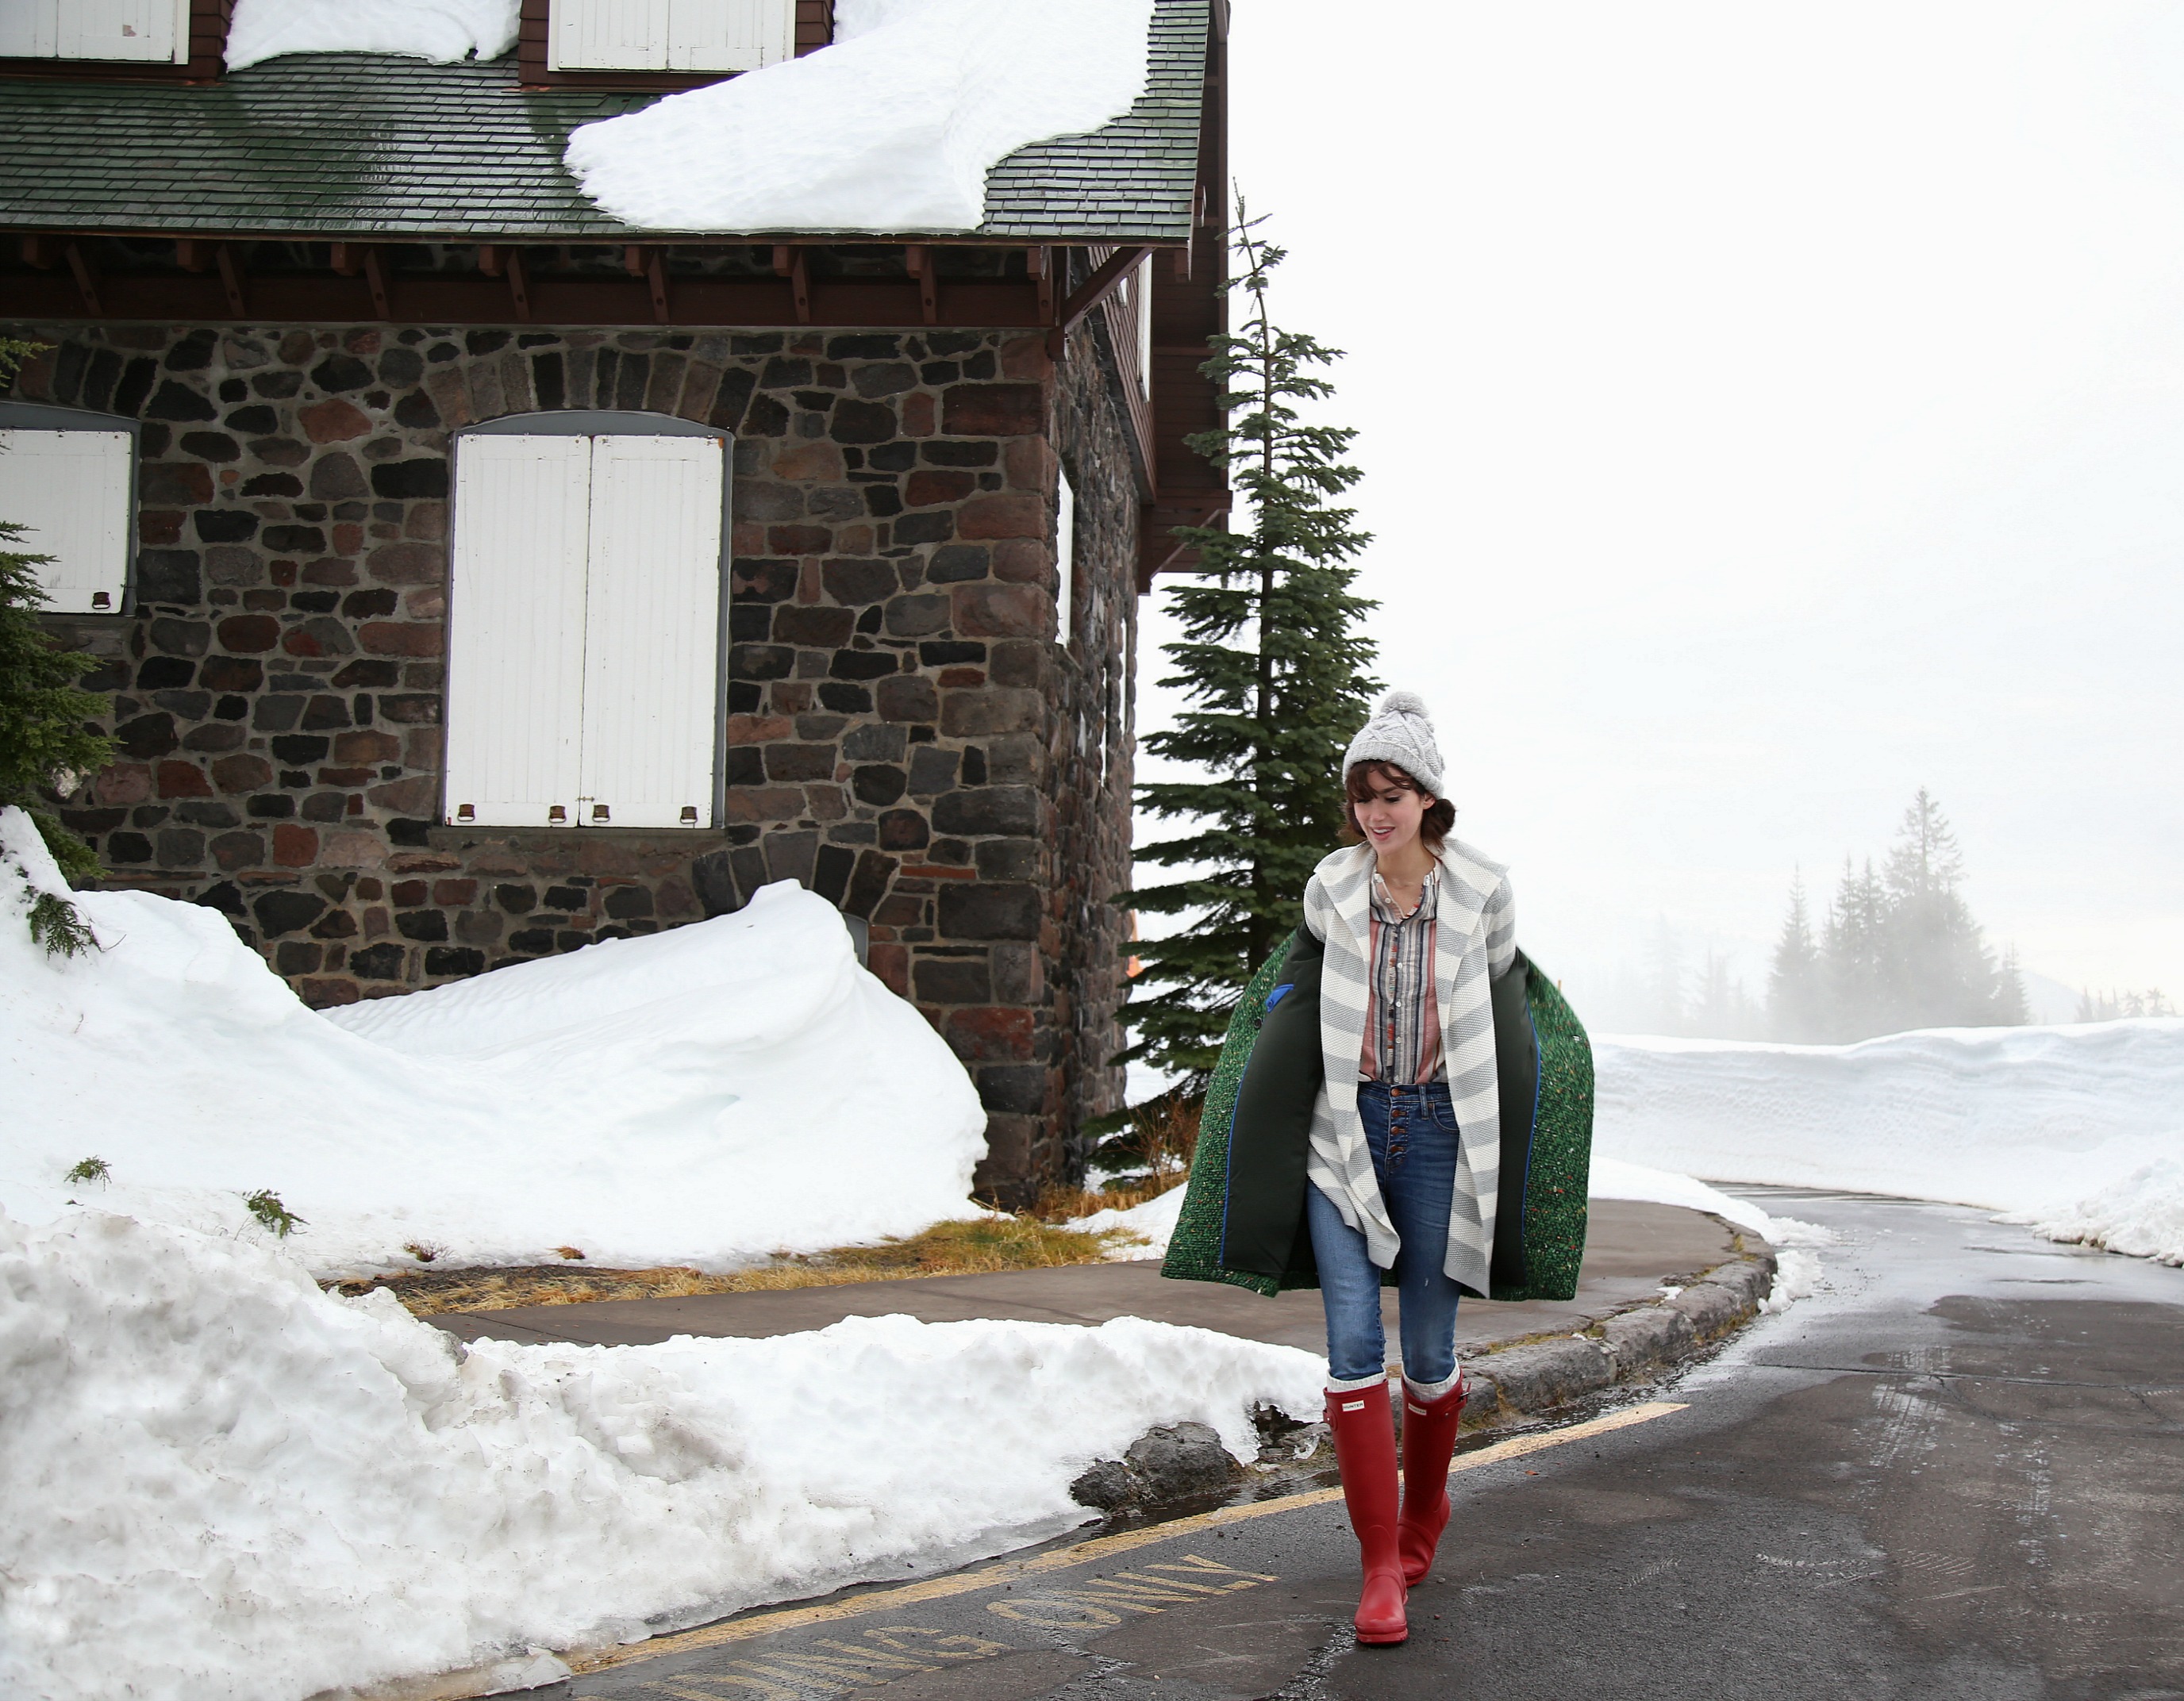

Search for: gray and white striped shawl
xmin=1302 ymin=838 xmax=1517 ymax=1295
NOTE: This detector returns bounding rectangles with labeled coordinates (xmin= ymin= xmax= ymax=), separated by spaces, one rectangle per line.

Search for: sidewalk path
xmin=428 ymin=1200 xmax=1747 ymax=1357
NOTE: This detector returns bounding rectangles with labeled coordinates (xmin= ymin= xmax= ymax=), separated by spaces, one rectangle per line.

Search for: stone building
xmin=0 ymin=0 xmax=1230 ymax=1204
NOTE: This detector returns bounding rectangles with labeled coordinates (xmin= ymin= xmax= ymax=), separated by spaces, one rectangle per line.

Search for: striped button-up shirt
xmin=1358 ymin=865 xmax=1444 ymax=1084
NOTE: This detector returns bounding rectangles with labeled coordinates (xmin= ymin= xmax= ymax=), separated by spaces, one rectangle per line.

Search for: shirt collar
xmin=1369 ymin=862 xmax=1438 ymax=923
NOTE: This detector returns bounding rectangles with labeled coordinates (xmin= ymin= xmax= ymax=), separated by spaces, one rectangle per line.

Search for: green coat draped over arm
xmin=1159 ymin=931 xmax=1596 ymax=1303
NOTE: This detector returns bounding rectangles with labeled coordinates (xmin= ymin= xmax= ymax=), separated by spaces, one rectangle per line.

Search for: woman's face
xmin=1352 ymin=771 xmax=1432 ymax=859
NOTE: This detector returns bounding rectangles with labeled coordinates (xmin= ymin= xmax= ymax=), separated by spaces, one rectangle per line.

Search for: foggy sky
xmin=1132 ymin=1 xmax=2184 ymax=1023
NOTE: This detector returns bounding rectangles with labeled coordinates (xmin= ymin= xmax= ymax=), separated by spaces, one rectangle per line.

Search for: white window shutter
xmin=444 ymin=436 xmax=594 ymax=828
xmin=667 ymin=0 xmax=794 ymax=71
xmin=550 ymin=0 xmax=671 ymax=71
xmin=0 ymin=429 xmax=133 ymax=615
xmin=57 ymin=0 xmax=186 ymax=62
xmin=0 ymin=2 xmax=60 ymax=58
xmin=576 ymin=435 xmax=724 ymax=829
xmin=1055 ymin=471 xmax=1076 ymax=646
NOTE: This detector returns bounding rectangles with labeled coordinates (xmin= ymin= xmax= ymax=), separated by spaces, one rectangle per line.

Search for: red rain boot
xmin=1325 ymin=1380 xmax=1408 ymax=1645
xmin=1397 ymin=1372 xmax=1467 ymax=1585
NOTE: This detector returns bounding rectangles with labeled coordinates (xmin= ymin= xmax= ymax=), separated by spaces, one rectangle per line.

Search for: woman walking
xmin=1302 ymin=690 xmax=1515 ymax=1645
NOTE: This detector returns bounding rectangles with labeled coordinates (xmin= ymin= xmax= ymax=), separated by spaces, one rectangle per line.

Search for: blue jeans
xmin=1305 ymin=1081 xmax=1463 ymax=1384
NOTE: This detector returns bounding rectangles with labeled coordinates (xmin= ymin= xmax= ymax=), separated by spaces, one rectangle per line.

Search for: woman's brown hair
xmin=1342 ymin=761 xmax=1455 ymax=850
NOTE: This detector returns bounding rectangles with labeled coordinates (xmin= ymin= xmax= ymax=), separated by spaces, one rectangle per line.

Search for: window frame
xmin=446 ymin=410 xmax=735 ymax=831
xmin=0 ymin=400 xmax=144 ymax=618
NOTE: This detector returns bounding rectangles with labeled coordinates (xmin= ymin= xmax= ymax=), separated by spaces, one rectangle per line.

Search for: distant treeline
xmin=1767 ymin=790 xmax=2027 ymax=1042
xmin=2076 ymin=987 xmax=2175 ymax=1021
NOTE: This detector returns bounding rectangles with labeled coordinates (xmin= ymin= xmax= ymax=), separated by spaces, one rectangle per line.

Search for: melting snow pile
xmin=2031 ymin=1158 xmax=2184 ymax=1267
xmin=1587 ymin=1153 xmax=1789 ymax=1238
xmin=1068 ymin=1181 xmax=1186 ymax=1258
xmin=0 ymin=1206 xmax=1323 ymax=1701
xmin=225 ymin=0 xmax=520 ymax=69
xmin=0 ymin=807 xmax=984 ymax=1276
xmin=1595 ymin=1023 xmax=2184 ymax=1265
xmin=565 ymin=0 xmax=1156 ymax=232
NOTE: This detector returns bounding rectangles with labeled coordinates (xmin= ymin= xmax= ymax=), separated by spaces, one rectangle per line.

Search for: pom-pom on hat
xmin=1344 ymin=690 xmax=1444 ymax=797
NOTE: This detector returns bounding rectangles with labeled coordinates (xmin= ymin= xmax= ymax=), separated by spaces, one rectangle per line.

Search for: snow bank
xmin=0 ymin=1207 xmax=1322 ymax=1701
xmin=1595 ymin=1023 xmax=2184 ymax=1263
xmin=2032 ymin=1158 xmax=2184 ymax=1266
xmin=1068 ymin=1180 xmax=1185 ymax=1258
xmin=225 ymin=0 xmax=519 ymax=69
xmin=1589 ymin=1153 xmax=1783 ymax=1238
xmin=565 ymin=0 xmax=1155 ymax=232
xmin=0 ymin=807 xmax=984 ymax=1276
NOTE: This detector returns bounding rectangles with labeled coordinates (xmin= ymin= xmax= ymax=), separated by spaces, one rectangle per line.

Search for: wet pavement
xmin=532 ymin=1189 xmax=2184 ymax=1700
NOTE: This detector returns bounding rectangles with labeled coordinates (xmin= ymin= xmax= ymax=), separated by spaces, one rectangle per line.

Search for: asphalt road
xmin=549 ymin=1191 xmax=2184 ymax=1701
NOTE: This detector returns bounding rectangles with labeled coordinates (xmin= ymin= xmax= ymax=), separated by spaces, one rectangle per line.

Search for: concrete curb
xmin=1460 ymin=1233 xmax=1778 ymax=1429
xmin=1072 ymin=1228 xmax=1780 ymax=1521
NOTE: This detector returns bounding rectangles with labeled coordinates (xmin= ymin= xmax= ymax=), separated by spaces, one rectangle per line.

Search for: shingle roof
xmin=0 ymin=1 xmax=1208 ymax=243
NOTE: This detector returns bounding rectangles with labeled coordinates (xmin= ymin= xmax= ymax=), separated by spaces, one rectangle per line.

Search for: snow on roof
xmin=225 ymin=0 xmax=521 ymax=71
xmin=564 ymin=0 xmax=1157 ymax=233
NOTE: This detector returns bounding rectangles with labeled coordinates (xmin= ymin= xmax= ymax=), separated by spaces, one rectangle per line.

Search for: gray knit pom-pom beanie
xmin=1343 ymin=689 xmax=1444 ymax=796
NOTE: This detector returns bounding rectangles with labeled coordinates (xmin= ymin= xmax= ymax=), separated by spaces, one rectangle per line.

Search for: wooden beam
xmin=622 ymin=244 xmax=670 ymax=324
xmin=1045 ymin=244 xmax=1152 ymax=357
xmin=213 ymin=243 xmax=246 ymax=317
xmin=476 ymin=244 xmax=504 ymax=277
xmin=175 ymin=238 xmax=211 ymax=273
xmin=329 ymin=241 xmax=362 ymax=277
xmin=20 ymin=234 xmax=63 ymax=270
xmin=773 ymin=244 xmax=810 ymax=323
xmin=65 ymin=240 xmax=103 ymax=317
xmin=1137 ymin=496 xmax=1231 ymax=590
xmin=506 ymin=248 xmax=531 ymax=323
xmin=360 ymin=246 xmax=390 ymax=319
xmin=1027 ymin=245 xmax=1054 ymax=323
xmin=905 ymin=244 xmax=936 ymax=324
xmin=0 ymin=267 xmax=1059 ymax=329
xmin=646 ymin=248 xmax=670 ymax=324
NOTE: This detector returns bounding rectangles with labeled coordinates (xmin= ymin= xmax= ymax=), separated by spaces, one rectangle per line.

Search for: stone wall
xmin=7 ymin=315 xmax=1142 ymax=1203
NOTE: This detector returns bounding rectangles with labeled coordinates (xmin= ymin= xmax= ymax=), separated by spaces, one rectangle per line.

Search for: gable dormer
xmin=0 ymin=0 xmax=230 ymax=83
xmin=517 ymin=0 xmax=832 ymax=90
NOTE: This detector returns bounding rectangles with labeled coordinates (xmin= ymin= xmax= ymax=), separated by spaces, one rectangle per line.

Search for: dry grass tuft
xmin=1031 ymin=1170 xmax=1185 ymax=1224
xmin=329 ymin=1212 xmax=1155 ymax=1318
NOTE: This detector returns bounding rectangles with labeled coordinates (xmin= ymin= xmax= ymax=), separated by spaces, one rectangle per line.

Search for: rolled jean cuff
xmin=1404 ymin=1365 xmax=1463 ymax=1403
xmin=1326 ymin=1369 xmax=1388 ymax=1394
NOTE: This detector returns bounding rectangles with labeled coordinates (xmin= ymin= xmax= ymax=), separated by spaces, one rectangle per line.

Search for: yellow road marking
xmin=567 ymin=1400 xmax=1687 ymax=1677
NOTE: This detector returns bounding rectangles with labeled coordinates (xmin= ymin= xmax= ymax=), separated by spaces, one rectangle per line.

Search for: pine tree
xmin=1767 ymin=869 xmax=1824 ymax=1041
xmin=2 ymin=336 xmax=115 ymax=897
xmin=1883 ymin=787 xmax=1997 ymax=1027
xmin=1693 ymin=947 xmax=1759 ymax=1039
xmin=1643 ymin=913 xmax=1685 ymax=1035
xmin=1774 ymin=790 xmax=2031 ymax=1039
xmin=1118 ymin=202 xmax=1380 ymax=1091
xmin=1821 ymin=858 xmax=1891 ymax=1039
xmin=1992 ymin=945 xmax=2030 ymax=1026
